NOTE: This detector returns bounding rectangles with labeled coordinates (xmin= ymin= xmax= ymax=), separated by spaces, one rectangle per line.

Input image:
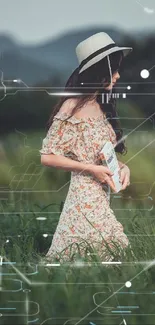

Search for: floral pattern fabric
xmin=39 ymin=111 xmax=129 ymax=263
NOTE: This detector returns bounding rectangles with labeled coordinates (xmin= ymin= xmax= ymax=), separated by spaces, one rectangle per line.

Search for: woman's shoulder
xmin=54 ymin=98 xmax=83 ymax=124
xmin=58 ymin=98 xmax=78 ymax=115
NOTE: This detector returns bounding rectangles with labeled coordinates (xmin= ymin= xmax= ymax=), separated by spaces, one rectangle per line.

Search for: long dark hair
xmin=47 ymin=50 xmax=127 ymax=155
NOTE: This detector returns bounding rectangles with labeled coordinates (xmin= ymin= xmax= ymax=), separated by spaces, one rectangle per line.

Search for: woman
xmin=39 ymin=32 xmax=132 ymax=264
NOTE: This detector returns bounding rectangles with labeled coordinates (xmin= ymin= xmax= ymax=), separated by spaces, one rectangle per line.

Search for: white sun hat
xmin=76 ymin=32 xmax=133 ymax=74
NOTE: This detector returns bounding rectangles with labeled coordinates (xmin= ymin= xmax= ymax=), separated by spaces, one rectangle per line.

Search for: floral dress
xmin=39 ymin=111 xmax=129 ymax=263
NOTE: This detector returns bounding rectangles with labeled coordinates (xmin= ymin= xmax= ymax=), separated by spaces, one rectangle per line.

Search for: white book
xmin=99 ymin=141 xmax=122 ymax=193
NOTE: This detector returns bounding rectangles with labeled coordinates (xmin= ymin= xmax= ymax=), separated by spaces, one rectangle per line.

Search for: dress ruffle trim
xmin=53 ymin=111 xmax=106 ymax=125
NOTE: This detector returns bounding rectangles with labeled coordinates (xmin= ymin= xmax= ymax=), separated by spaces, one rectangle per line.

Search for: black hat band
xmin=79 ymin=43 xmax=117 ymax=71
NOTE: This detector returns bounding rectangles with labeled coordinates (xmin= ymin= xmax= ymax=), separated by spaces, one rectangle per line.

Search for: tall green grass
xmin=0 ymin=202 xmax=155 ymax=324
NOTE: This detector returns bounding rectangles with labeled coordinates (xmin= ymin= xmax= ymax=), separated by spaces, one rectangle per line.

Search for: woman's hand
xmin=90 ymin=165 xmax=116 ymax=192
xmin=119 ymin=165 xmax=130 ymax=190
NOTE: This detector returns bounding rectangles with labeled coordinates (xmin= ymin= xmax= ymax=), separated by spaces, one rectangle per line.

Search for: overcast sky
xmin=0 ymin=0 xmax=155 ymax=44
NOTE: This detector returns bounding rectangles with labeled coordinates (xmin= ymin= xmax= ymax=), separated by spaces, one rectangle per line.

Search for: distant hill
xmin=0 ymin=26 xmax=153 ymax=85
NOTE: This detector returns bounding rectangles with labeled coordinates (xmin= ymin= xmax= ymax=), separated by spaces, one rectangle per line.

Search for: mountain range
xmin=0 ymin=26 xmax=153 ymax=85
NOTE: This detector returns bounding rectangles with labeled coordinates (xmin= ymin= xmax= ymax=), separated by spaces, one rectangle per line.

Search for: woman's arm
xmin=41 ymin=154 xmax=94 ymax=175
xmin=117 ymin=160 xmax=130 ymax=189
xmin=118 ymin=160 xmax=126 ymax=170
xmin=118 ymin=160 xmax=130 ymax=177
xmin=41 ymin=155 xmax=128 ymax=174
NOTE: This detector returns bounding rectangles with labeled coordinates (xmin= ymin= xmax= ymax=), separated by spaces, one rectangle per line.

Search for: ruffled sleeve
xmin=39 ymin=112 xmax=81 ymax=158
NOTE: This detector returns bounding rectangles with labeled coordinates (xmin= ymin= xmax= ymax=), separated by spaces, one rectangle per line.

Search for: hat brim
xmin=79 ymin=46 xmax=133 ymax=74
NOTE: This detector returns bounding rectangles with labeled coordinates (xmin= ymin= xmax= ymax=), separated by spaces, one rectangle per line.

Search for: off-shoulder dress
xmin=39 ymin=110 xmax=129 ymax=263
